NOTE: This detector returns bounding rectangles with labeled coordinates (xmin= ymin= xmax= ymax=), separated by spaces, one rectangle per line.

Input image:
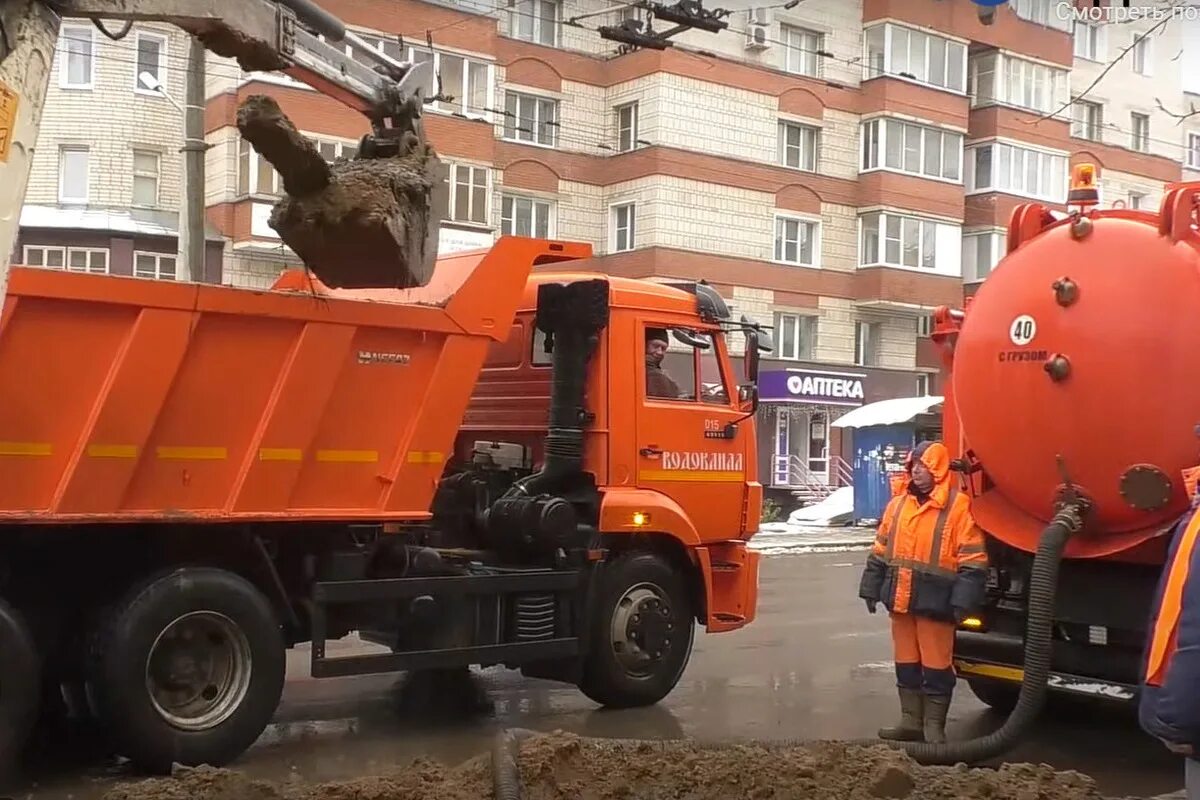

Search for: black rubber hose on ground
xmin=489 ymin=505 xmax=1082 ymax=792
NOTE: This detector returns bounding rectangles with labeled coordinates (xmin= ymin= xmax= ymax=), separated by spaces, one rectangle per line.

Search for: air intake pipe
xmin=504 ymin=279 xmax=609 ymax=498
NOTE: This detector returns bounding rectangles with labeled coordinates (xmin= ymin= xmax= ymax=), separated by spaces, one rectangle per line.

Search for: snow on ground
xmin=749 ymin=522 xmax=874 ymax=556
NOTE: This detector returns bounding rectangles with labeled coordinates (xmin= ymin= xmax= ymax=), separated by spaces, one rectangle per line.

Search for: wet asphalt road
xmin=19 ymin=551 xmax=1186 ymax=798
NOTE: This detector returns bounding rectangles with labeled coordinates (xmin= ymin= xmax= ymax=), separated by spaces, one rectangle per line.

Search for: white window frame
xmin=131 ymin=148 xmax=161 ymax=208
xmin=503 ymin=91 xmax=559 ymax=147
xmin=134 ymin=31 xmax=169 ymax=95
xmin=59 ymin=24 xmax=95 ymax=89
xmin=1188 ymin=132 xmax=1200 ymax=170
xmin=968 ymin=51 xmax=1069 ymax=115
xmin=1128 ymin=191 xmax=1146 ymax=210
xmin=23 ymin=245 xmax=110 ymax=275
xmin=863 ymin=23 xmax=967 ymax=94
xmin=962 ymin=230 xmax=1006 ymax=283
xmin=1071 ymin=99 xmax=1103 ymax=141
xmin=1012 ymin=0 xmax=1072 ymax=31
xmin=58 ymin=146 xmax=89 ymax=204
xmin=1132 ymin=34 xmax=1153 ymax=76
xmin=858 ymin=210 xmax=958 ymax=273
xmin=447 ymin=163 xmax=492 ymax=227
xmin=349 ymin=33 xmax=495 ymax=121
xmin=778 ymin=120 xmax=819 ymax=172
xmin=238 ymin=136 xmax=280 ymax=196
xmin=312 ymin=135 xmax=358 ymax=163
xmin=860 ymin=118 xmax=963 ymax=183
xmin=916 ymin=315 xmax=933 ymax=337
xmin=500 ymin=194 xmax=556 ymax=238
xmin=509 ymin=0 xmax=560 ymax=47
xmin=916 ymin=372 xmax=932 ymax=396
xmin=133 ymin=251 xmax=178 ymax=280
xmin=1073 ymin=22 xmax=1106 ymax=62
xmin=855 ymin=320 xmax=882 ymax=367
xmin=964 ymin=140 xmax=1069 ymax=203
xmin=781 ymin=25 xmax=822 ymax=78
xmin=772 ymin=214 xmax=820 ymax=267
xmin=1131 ymin=112 xmax=1150 ymax=152
xmin=615 ymin=101 xmax=639 ymax=152
xmin=610 ymin=202 xmax=636 ymax=253
xmin=774 ymin=311 xmax=817 ymax=361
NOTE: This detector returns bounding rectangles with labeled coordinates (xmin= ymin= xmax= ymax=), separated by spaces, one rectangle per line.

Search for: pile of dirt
xmin=236 ymin=95 xmax=441 ymax=290
xmin=102 ymin=732 xmax=1112 ymax=800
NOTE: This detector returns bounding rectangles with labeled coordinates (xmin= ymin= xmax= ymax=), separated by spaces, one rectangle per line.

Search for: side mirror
xmin=744 ymin=330 xmax=762 ymax=384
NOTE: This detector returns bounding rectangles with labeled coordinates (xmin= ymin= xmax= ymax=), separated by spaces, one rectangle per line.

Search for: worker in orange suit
xmin=858 ymin=440 xmax=989 ymax=744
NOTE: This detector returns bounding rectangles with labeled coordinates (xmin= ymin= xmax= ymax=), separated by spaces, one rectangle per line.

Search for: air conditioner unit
xmin=745 ymin=23 xmax=770 ymax=50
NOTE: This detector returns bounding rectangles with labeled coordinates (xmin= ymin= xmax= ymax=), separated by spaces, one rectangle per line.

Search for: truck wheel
xmin=966 ymin=676 xmax=1019 ymax=713
xmin=87 ymin=568 xmax=285 ymax=773
xmin=578 ymin=551 xmax=694 ymax=708
xmin=0 ymin=599 xmax=40 ymax=778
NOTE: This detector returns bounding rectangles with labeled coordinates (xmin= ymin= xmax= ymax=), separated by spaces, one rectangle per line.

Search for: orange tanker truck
xmin=926 ymin=165 xmax=1200 ymax=726
xmin=0 ymin=236 xmax=764 ymax=773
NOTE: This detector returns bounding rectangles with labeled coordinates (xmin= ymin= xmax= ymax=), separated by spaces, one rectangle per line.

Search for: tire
xmin=0 ymin=598 xmax=40 ymax=783
xmin=87 ymin=567 xmax=285 ymax=773
xmin=966 ymin=676 xmax=1020 ymax=714
xmin=577 ymin=551 xmax=695 ymax=708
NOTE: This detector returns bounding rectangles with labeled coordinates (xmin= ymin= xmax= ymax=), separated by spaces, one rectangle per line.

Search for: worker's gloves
xmin=865 ymin=599 xmax=878 ymax=614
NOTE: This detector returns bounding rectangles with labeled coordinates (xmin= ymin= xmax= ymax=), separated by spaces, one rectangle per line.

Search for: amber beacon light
xmin=1068 ymin=163 xmax=1100 ymax=208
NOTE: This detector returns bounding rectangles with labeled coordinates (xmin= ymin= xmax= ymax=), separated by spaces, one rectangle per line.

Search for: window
xmin=314 ymin=138 xmax=357 ymax=163
xmin=774 ymin=312 xmax=817 ymax=361
xmin=916 ymin=373 xmax=932 ymax=396
xmin=1012 ymin=0 xmax=1072 ymax=31
xmin=860 ymin=118 xmax=962 ymax=181
xmin=135 ymin=32 xmax=167 ymax=93
xmin=1073 ymin=22 xmax=1105 ymax=62
xmin=60 ymin=24 xmax=94 ymax=88
xmin=965 ymin=142 xmax=1068 ymax=202
xmin=1128 ymin=192 xmax=1146 ymax=210
xmin=860 ymin=211 xmax=959 ymax=272
xmin=501 ymin=195 xmax=553 ymax=238
xmin=1071 ymin=100 xmax=1103 ymax=140
xmin=968 ymin=51 xmax=1068 ymax=115
xmin=778 ymin=121 xmax=818 ymax=171
xmin=916 ymin=315 xmax=933 ymax=337
xmin=238 ymin=137 xmax=280 ymax=196
xmin=58 ymin=146 xmax=89 ymax=204
xmin=962 ymin=231 xmax=1005 ymax=282
xmin=446 ymin=164 xmax=490 ymax=225
xmin=132 ymin=149 xmax=160 ymax=207
xmin=1132 ymin=35 xmax=1152 ymax=76
xmin=504 ymin=92 xmax=558 ymax=147
xmin=615 ymin=102 xmax=639 ymax=152
xmin=511 ymin=0 xmax=559 ymax=46
xmin=1189 ymin=133 xmax=1200 ymax=170
xmin=773 ymin=216 xmax=819 ymax=266
xmin=864 ymin=23 xmax=966 ymax=93
xmin=134 ymin=252 xmax=177 ymax=280
xmin=855 ymin=321 xmax=881 ymax=367
xmin=1131 ymin=113 xmax=1150 ymax=152
xmin=643 ymin=326 xmax=727 ymax=404
xmin=782 ymin=25 xmax=822 ymax=78
xmin=23 ymin=245 xmax=108 ymax=274
xmin=351 ymin=35 xmax=492 ymax=119
xmin=611 ymin=203 xmax=636 ymax=252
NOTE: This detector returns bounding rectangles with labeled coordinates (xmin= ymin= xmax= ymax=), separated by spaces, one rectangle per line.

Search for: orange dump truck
xmin=0 ymin=237 xmax=763 ymax=773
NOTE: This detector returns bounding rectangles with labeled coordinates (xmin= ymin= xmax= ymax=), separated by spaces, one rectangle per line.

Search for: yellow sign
xmin=0 ymin=81 xmax=17 ymax=163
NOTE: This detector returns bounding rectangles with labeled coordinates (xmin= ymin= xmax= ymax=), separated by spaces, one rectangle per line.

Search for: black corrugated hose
xmin=489 ymin=505 xmax=1082 ymax=794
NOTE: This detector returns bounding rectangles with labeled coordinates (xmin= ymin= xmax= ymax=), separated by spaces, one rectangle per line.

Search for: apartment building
xmin=14 ymin=20 xmax=224 ymax=281
xmin=15 ymin=0 xmax=1199 ymax=498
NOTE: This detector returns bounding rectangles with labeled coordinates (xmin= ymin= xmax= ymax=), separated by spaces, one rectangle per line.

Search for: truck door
xmin=636 ymin=322 xmax=748 ymax=541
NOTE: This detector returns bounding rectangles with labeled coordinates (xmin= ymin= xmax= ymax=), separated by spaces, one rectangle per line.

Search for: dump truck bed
xmin=0 ymin=237 xmax=589 ymax=523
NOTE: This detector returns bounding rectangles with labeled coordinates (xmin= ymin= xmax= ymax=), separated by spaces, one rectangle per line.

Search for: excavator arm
xmin=0 ymin=0 xmax=442 ymax=295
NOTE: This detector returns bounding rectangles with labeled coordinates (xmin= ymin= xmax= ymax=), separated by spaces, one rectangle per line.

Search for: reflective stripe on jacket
xmin=858 ymin=442 xmax=988 ymax=622
xmin=1140 ymin=500 xmax=1200 ymax=749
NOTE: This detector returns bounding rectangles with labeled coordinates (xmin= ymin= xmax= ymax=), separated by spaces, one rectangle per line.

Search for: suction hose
xmin=488 ymin=503 xmax=1083 ymax=793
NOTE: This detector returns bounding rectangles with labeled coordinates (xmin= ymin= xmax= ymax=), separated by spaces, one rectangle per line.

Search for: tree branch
xmin=1155 ymin=97 xmax=1200 ymax=124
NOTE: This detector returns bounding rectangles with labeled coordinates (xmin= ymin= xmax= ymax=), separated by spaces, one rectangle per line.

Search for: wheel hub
xmin=610 ymin=583 xmax=674 ymax=677
xmin=145 ymin=611 xmax=252 ymax=732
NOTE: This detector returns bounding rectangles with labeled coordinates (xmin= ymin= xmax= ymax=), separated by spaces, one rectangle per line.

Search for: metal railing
xmin=776 ymin=454 xmax=854 ymax=501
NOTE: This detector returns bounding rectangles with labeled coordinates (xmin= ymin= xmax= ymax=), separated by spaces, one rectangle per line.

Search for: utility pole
xmin=179 ymin=35 xmax=206 ymax=283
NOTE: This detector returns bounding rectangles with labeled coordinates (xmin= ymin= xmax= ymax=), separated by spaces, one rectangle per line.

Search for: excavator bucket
xmin=237 ymin=94 xmax=444 ymax=289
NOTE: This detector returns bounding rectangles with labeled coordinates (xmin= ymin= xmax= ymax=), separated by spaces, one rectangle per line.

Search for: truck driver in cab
xmin=646 ymin=328 xmax=681 ymax=399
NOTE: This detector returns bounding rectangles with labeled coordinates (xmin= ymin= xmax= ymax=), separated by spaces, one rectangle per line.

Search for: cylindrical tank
xmin=952 ymin=203 xmax=1200 ymax=558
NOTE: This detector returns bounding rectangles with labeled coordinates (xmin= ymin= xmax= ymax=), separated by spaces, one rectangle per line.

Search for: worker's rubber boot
xmin=878 ymin=688 xmax=925 ymax=741
xmin=923 ymin=693 xmax=951 ymax=745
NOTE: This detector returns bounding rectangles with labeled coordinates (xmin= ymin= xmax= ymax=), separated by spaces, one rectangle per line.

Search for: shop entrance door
xmin=808 ymin=412 xmax=828 ymax=484
xmin=772 ymin=407 xmax=812 ymax=487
